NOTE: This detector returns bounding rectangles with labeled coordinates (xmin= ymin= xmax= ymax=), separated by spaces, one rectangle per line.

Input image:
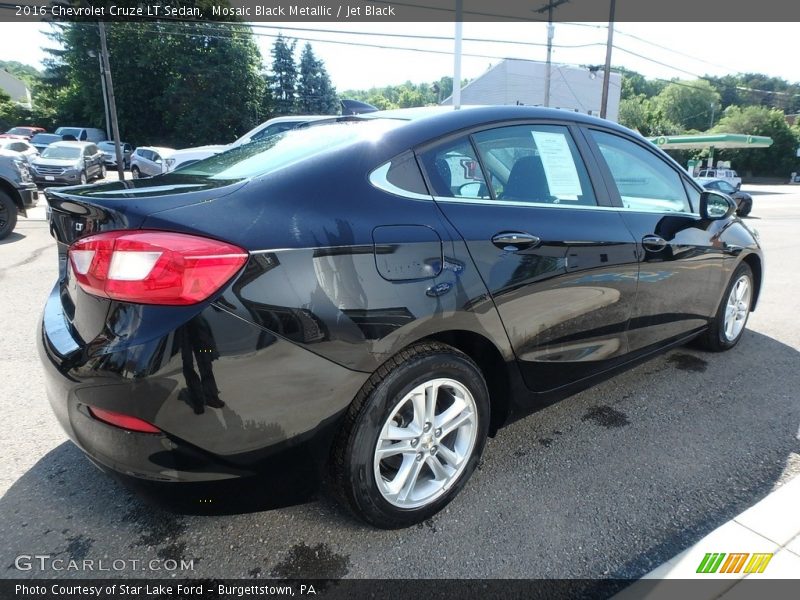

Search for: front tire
xmin=330 ymin=342 xmax=489 ymax=529
xmin=79 ymin=171 xmax=87 ymax=185
xmin=131 ymin=166 xmax=140 ymax=179
xmin=99 ymin=164 xmax=107 ymax=180
xmin=0 ymin=191 xmax=18 ymax=240
xmin=737 ymin=200 xmax=752 ymax=217
xmin=695 ymin=262 xmax=753 ymax=351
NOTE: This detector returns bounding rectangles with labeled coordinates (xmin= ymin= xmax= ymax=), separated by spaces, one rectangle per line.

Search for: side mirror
xmin=700 ymin=190 xmax=736 ymax=220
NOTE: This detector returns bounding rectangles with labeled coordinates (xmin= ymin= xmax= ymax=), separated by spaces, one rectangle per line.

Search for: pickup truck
xmin=0 ymin=149 xmax=40 ymax=240
xmin=695 ymin=168 xmax=742 ymax=191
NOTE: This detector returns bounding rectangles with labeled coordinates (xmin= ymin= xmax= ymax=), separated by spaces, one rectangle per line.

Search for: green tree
xmin=654 ymin=80 xmax=721 ymax=131
xmin=618 ymin=94 xmax=679 ymax=137
xmin=711 ymin=105 xmax=800 ymax=177
xmin=41 ymin=17 xmax=264 ymax=147
xmin=268 ymin=34 xmax=297 ymax=115
xmin=296 ymin=43 xmax=337 ymax=114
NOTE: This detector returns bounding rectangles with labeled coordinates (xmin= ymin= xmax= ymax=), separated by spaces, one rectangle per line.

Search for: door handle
xmin=642 ymin=235 xmax=668 ymax=252
xmin=492 ymin=231 xmax=541 ymax=251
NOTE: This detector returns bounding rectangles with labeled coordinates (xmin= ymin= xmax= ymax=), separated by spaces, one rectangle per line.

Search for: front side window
xmin=472 ymin=124 xmax=597 ymax=205
xmin=590 ymin=130 xmax=691 ymax=213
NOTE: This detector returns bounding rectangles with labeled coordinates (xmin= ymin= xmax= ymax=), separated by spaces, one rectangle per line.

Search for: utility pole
xmin=97 ymin=53 xmax=110 ymax=140
xmin=709 ymin=102 xmax=716 ymax=129
xmin=98 ymin=22 xmax=125 ymax=181
xmin=536 ymin=0 xmax=569 ymax=108
xmin=453 ymin=0 xmax=463 ymax=109
xmin=600 ymin=0 xmax=616 ymax=119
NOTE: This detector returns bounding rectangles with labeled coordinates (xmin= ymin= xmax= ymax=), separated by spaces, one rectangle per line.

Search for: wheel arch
xmin=0 ymin=177 xmax=23 ymax=211
xmin=419 ymin=329 xmax=512 ymax=436
xmin=740 ymin=252 xmax=763 ymax=310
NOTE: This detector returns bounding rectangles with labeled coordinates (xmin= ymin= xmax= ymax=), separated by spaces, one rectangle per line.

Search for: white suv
xmin=695 ymin=168 xmax=741 ymax=191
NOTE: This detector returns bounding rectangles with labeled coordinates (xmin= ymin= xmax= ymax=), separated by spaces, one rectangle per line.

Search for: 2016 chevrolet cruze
xmin=39 ymin=107 xmax=762 ymax=528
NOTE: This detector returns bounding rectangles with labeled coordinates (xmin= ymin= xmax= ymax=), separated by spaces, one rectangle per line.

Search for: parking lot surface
xmin=1 ymin=185 xmax=799 ymax=581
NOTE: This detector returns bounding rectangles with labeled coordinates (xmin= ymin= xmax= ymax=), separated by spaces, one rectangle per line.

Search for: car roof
xmin=347 ymin=105 xmax=645 ymax=154
xmin=137 ymin=146 xmax=176 ymax=154
xmin=48 ymin=141 xmax=95 ymax=148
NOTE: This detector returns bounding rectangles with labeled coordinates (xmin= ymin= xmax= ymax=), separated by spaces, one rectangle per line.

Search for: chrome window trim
xmin=431 ymin=195 xmax=700 ymax=218
xmin=368 ymin=161 xmax=432 ymax=201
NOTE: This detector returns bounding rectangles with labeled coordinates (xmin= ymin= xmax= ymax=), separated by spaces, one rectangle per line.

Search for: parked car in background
xmin=0 ymin=149 xmax=38 ymax=239
xmin=695 ymin=168 xmax=741 ymax=191
xmin=30 ymin=133 xmax=63 ymax=154
xmin=163 ymin=116 xmax=333 ymax=172
xmin=164 ymin=145 xmax=227 ymax=172
xmin=702 ymin=179 xmax=753 ymax=217
xmin=54 ymin=127 xmax=108 ymax=144
xmin=0 ymin=126 xmax=46 ymax=140
xmin=30 ymin=141 xmax=106 ymax=186
xmin=40 ymin=107 xmax=762 ymax=528
xmin=130 ymin=146 xmax=175 ymax=178
xmin=0 ymin=139 xmax=39 ymax=164
xmin=98 ymin=141 xmax=133 ymax=169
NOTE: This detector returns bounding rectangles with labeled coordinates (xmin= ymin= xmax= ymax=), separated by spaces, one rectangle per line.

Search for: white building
xmin=0 ymin=70 xmax=32 ymax=108
xmin=442 ymin=59 xmax=621 ymax=122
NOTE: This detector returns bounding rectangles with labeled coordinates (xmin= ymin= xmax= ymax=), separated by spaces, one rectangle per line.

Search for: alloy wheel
xmin=723 ymin=275 xmax=751 ymax=341
xmin=374 ymin=378 xmax=478 ymax=509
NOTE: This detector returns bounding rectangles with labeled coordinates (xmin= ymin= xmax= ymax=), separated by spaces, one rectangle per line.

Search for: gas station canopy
xmin=648 ymin=133 xmax=773 ymax=150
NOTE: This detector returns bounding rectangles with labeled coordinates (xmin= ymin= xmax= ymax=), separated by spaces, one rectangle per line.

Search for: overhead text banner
xmin=2 ymin=0 xmax=800 ymax=23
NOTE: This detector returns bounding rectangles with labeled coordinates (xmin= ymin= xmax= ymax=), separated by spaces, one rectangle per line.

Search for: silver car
xmin=130 ymin=146 xmax=175 ymax=178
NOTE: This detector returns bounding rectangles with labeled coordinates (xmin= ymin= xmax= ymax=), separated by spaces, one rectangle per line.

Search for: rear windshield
xmin=31 ymin=134 xmax=61 ymax=144
xmin=55 ymin=127 xmax=83 ymax=138
xmin=41 ymin=146 xmax=81 ymax=159
xmin=6 ymin=127 xmax=34 ymax=135
xmin=173 ymin=119 xmax=402 ymax=180
xmin=98 ymin=141 xmax=115 ymax=151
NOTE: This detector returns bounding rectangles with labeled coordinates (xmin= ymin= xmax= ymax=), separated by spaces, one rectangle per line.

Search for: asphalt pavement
xmin=1 ymin=185 xmax=799 ymax=583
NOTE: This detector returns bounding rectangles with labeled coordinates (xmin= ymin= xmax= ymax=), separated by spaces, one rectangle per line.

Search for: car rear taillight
xmin=88 ymin=406 xmax=161 ymax=433
xmin=68 ymin=230 xmax=248 ymax=305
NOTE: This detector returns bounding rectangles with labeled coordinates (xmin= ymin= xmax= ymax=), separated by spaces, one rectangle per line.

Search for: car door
xmin=581 ymin=127 xmax=725 ymax=352
xmin=419 ymin=123 xmax=640 ymax=393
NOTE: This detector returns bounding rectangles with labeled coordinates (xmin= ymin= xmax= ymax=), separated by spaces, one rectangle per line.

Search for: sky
xmin=1 ymin=22 xmax=799 ymax=92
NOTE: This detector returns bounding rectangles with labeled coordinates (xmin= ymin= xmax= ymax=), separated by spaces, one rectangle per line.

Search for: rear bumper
xmin=37 ymin=284 xmax=369 ymax=506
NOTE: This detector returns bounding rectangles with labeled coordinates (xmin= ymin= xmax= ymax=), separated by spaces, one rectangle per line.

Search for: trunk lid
xmin=46 ymin=176 xmax=248 ymax=343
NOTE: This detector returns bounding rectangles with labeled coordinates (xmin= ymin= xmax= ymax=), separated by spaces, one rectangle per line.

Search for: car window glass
xmin=591 ymin=130 xmax=690 ymax=213
xmin=250 ymin=123 xmax=297 ymax=143
xmin=383 ymin=151 xmax=428 ymax=195
xmin=718 ymin=181 xmax=735 ymax=193
xmin=418 ymin=136 xmax=489 ymax=199
xmin=683 ymin=180 xmax=700 ymax=213
xmin=472 ymin=124 xmax=597 ymax=205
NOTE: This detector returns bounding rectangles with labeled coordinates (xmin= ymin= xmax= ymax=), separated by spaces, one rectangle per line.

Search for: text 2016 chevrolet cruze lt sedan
xmin=39 ymin=107 xmax=762 ymax=528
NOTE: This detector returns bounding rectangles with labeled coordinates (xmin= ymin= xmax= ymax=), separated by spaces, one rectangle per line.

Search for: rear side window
xmin=381 ymin=151 xmax=428 ymax=195
xmin=472 ymin=124 xmax=597 ymax=205
xmin=590 ymin=130 xmax=690 ymax=213
xmin=418 ymin=136 xmax=489 ymax=199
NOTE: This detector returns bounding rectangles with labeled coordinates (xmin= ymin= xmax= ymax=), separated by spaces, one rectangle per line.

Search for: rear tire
xmin=0 ymin=191 xmax=17 ymax=240
xmin=330 ymin=342 xmax=489 ymax=529
xmin=695 ymin=262 xmax=753 ymax=351
xmin=99 ymin=164 xmax=106 ymax=180
xmin=131 ymin=166 xmax=140 ymax=179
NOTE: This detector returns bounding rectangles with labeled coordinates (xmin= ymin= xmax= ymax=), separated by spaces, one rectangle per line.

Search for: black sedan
xmin=39 ymin=107 xmax=763 ymax=528
xmin=702 ymin=178 xmax=753 ymax=217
